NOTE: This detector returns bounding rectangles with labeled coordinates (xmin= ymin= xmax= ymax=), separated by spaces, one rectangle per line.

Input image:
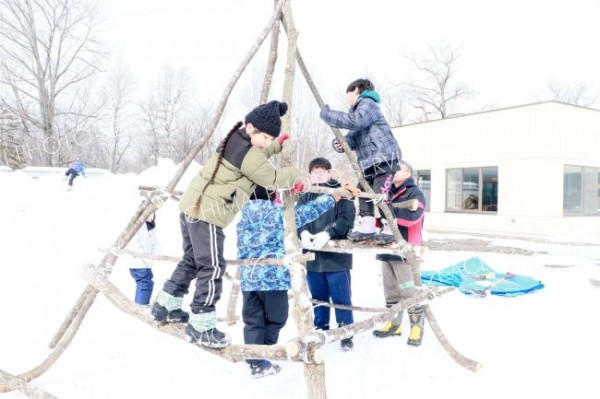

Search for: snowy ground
xmin=1 ymin=161 xmax=599 ymax=399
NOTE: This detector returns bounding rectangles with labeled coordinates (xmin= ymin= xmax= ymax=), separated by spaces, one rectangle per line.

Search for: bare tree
xmin=240 ymin=63 xmax=268 ymax=111
xmin=95 ymin=62 xmax=137 ymax=172
xmin=405 ymin=44 xmax=470 ymax=120
xmin=379 ymin=84 xmax=408 ymax=128
xmin=55 ymin=80 xmax=106 ymax=167
xmin=547 ymin=81 xmax=598 ymax=107
xmin=0 ymin=103 xmax=25 ymax=169
xmin=0 ymin=0 xmax=103 ymax=166
xmin=139 ymin=66 xmax=192 ymax=165
xmin=173 ymin=102 xmax=213 ymax=165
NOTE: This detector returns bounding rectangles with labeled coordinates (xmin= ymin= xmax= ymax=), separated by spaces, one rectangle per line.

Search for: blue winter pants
xmin=306 ymin=270 xmax=353 ymax=329
xmin=129 ymin=268 xmax=154 ymax=305
xmin=65 ymin=168 xmax=78 ymax=186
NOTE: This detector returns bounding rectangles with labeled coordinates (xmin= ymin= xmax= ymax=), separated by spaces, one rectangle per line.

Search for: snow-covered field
xmin=1 ymin=160 xmax=599 ymax=399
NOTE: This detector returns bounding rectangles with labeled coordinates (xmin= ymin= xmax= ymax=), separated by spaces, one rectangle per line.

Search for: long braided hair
xmin=193 ymin=121 xmax=244 ymax=217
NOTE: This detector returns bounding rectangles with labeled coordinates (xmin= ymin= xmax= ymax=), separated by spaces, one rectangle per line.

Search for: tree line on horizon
xmin=0 ymin=0 xmax=597 ymax=174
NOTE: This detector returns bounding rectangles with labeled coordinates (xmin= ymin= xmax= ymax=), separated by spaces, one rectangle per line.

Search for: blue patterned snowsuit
xmin=236 ymin=195 xmax=335 ymax=365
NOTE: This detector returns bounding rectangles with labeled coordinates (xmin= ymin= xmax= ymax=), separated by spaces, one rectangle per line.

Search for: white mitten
xmin=300 ymin=230 xmax=314 ymax=249
xmin=311 ymin=232 xmax=330 ymax=250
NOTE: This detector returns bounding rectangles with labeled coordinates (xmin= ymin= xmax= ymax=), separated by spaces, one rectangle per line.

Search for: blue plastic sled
xmin=420 ymin=257 xmax=544 ymax=297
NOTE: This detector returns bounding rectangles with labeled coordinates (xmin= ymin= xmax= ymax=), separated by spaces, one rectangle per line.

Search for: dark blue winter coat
xmin=377 ymin=177 xmax=426 ymax=262
xmin=297 ymin=180 xmax=355 ymax=272
xmin=320 ymin=91 xmax=401 ymax=172
xmin=237 ymin=195 xmax=335 ymax=291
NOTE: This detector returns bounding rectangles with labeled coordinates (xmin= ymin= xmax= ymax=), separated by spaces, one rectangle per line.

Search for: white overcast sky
xmin=101 ymin=0 xmax=600 ymax=112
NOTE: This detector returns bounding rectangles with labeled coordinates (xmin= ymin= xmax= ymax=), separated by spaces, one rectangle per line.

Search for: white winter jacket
xmin=128 ymin=224 xmax=160 ymax=269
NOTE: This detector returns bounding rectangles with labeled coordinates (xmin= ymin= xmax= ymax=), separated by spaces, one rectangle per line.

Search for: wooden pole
xmin=0 ymin=369 xmax=57 ymax=398
xmin=281 ymin=3 xmax=327 ymax=398
xmin=259 ymin=0 xmax=281 ymax=103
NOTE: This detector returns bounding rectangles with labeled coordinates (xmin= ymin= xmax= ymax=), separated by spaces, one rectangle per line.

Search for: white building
xmin=393 ymin=101 xmax=600 ymax=237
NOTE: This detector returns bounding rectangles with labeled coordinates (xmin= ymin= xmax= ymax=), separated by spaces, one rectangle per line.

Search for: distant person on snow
xmin=128 ymin=212 xmax=159 ymax=306
xmin=151 ymin=100 xmax=303 ymax=349
xmin=64 ymin=160 xmax=86 ymax=189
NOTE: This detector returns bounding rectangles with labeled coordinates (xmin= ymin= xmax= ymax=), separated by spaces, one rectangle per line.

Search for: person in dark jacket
xmin=237 ymin=186 xmax=335 ymax=377
xmin=372 ymin=161 xmax=427 ymax=346
xmin=297 ymin=157 xmax=356 ymax=350
xmin=320 ymin=78 xmax=402 ymax=241
xmin=151 ymin=100 xmax=303 ymax=349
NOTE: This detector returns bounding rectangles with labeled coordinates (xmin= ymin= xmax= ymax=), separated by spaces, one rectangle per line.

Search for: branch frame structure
xmin=0 ymin=1 xmax=483 ymax=397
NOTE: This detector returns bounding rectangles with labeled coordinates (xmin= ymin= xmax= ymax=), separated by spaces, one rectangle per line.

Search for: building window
xmin=446 ymin=167 xmax=498 ymax=212
xmin=563 ymin=165 xmax=600 ymax=216
xmin=415 ymin=169 xmax=431 ymax=211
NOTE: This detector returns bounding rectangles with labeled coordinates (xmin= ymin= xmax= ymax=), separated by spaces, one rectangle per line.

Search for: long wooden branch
xmin=103 ymin=248 xmax=315 ymax=266
xmin=309 ymin=286 xmax=449 ymax=313
xmin=303 ymin=186 xmax=418 ymax=210
xmin=81 ymin=265 xmax=288 ymax=362
xmin=139 ymin=184 xmax=417 ymax=210
xmin=317 ymin=286 xmax=453 ymax=343
xmin=46 ymin=0 xmax=289 ymax=355
xmin=308 ymin=239 xmax=413 ymax=257
xmin=287 ymin=286 xmax=454 ymax=354
xmin=310 ymin=298 xmax=388 ymax=313
xmin=280 ymin=6 xmax=327 ymax=399
xmin=0 ymin=369 xmax=57 ymax=398
xmin=302 ymin=185 xmax=384 ymax=200
xmin=104 ymin=247 xmax=313 ymax=266
xmin=0 ymin=288 xmax=90 ymax=394
xmin=140 ymin=184 xmax=419 ymax=214
xmin=138 ymin=185 xmax=182 ymax=201
xmin=259 ymin=0 xmax=280 ymax=103
xmin=405 ymin=251 xmax=482 ymax=372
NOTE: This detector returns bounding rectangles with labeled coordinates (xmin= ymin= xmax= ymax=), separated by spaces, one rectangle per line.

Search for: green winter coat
xmin=178 ymin=129 xmax=301 ymax=228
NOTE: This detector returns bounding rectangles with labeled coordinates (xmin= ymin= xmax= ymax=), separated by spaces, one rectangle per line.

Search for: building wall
xmin=394 ymin=102 xmax=600 ymax=236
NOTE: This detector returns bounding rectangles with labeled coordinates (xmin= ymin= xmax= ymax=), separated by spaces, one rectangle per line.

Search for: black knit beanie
xmin=245 ymin=100 xmax=288 ymax=138
xmin=250 ymin=185 xmax=276 ymax=201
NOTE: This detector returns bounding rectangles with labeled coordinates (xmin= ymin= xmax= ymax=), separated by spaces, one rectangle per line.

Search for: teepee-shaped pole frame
xmin=0 ymin=1 xmax=480 ymax=397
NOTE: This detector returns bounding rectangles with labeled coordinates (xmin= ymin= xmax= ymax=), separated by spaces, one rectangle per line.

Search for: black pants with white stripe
xmin=163 ymin=213 xmax=226 ymax=314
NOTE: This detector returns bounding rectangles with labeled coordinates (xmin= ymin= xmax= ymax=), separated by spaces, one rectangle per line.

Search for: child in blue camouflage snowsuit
xmin=236 ymin=185 xmax=335 ymax=378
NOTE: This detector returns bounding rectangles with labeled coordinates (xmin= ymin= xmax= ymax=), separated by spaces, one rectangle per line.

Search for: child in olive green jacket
xmin=152 ymin=100 xmax=303 ymax=348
